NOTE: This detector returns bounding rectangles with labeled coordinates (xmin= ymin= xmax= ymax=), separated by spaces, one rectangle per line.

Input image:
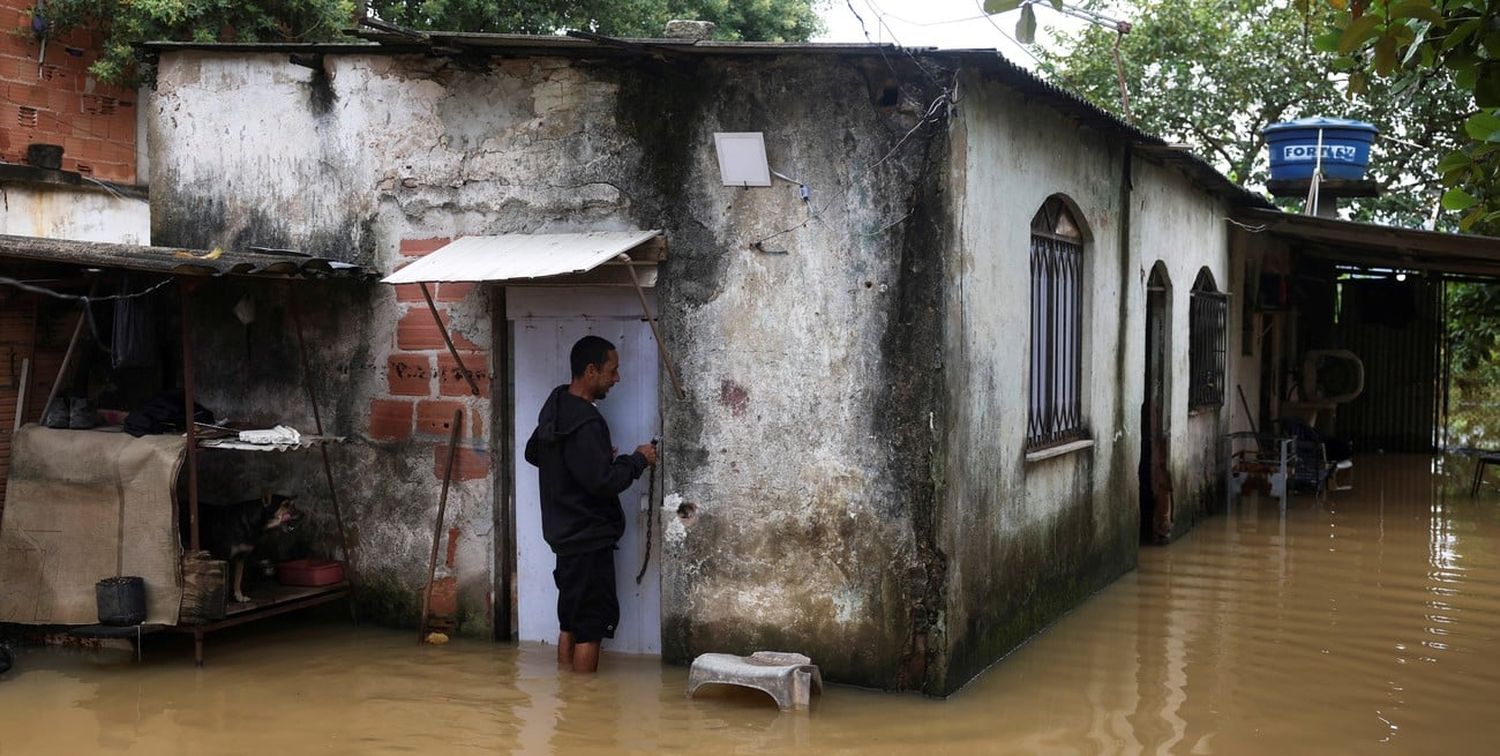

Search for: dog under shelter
xmin=0 ymin=233 xmax=371 ymax=664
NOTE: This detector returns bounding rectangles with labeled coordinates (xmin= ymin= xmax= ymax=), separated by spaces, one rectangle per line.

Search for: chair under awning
xmin=380 ymin=230 xmax=682 ymax=398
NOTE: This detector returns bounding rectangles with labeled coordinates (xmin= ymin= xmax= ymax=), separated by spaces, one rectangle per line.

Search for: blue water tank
xmin=1262 ymin=117 xmax=1378 ymax=181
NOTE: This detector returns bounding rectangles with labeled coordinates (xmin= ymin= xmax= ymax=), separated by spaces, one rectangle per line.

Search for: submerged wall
xmin=1129 ymin=160 xmax=1233 ymax=538
xmin=937 ymin=72 xmax=1233 ymax=694
xmin=149 ymin=49 xmax=950 ymax=688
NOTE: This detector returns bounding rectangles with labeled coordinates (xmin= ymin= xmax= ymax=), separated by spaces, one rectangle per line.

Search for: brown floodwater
xmin=3 ymin=454 xmax=1499 ymax=754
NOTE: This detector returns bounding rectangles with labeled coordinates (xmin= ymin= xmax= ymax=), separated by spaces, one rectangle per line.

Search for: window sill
xmin=1025 ymin=438 xmax=1095 ymax=463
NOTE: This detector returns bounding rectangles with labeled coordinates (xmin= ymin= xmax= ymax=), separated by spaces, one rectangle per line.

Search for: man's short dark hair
xmin=570 ymin=335 xmax=616 ymax=377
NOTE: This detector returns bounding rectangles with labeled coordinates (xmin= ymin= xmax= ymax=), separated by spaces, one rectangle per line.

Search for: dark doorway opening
xmin=1141 ymin=263 xmax=1173 ymax=543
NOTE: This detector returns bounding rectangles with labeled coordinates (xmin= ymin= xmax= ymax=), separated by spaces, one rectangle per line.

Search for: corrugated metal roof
xmin=0 ymin=234 xmax=373 ymax=278
xmin=1237 ymin=207 xmax=1500 ymax=277
xmin=382 ymin=230 xmax=661 ymax=284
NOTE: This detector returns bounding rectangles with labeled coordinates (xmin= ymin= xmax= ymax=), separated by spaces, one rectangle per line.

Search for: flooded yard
xmin=2 ymin=455 xmax=1498 ymax=753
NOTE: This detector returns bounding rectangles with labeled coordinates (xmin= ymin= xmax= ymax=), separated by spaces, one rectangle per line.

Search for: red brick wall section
xmin=0 ymin=2 xmax=136 ymax=183
xmin=368 ymin=237 xmax=492 ymax=481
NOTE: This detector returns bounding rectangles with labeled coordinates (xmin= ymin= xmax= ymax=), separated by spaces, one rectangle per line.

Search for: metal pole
xmin=617 ymin=254 xmax=685 ymax=400
xmin=420 ymin=409 xmax=464 ymax=644
xmin=419 ymin=283 xmax=482 ymax=396
xmin=287 ymin=282 xmax=359 ymax=619
xmin=179 ymin=279 xmax=201 ymax=553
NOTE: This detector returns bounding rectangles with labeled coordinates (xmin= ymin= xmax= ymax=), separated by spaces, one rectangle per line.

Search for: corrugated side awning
xmin=0 ymin=234 xmax=373 ymax=279
xmin=382 ymin=230 xmax=664 ymax=285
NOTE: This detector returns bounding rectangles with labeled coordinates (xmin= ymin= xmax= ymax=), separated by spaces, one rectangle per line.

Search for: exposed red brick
xmin=416 ymin=400 xmax=464 ymax=437
xmin=400 ymin=238 xmax=451 ymax=257
xmin=387 ymin=353 xmax=434 ymax=396
xmin=98 ymin=141 xmax=133 ymax=164
xmin=369 ymin=398 xmax=414 ymax=441
xmin=394 ymin=283 xmax=425 ymax=303
xmin=469 ymin=411 xmax=485 ymax=440
xmin=396 ymin=308 xmax=480 ymax=351
xmin=437 ymin=352 xmax=492 ymax=397
xmin=434 ymin=444 xmax=490 ymax=482
xmin=436 ymin=282 xmax=476 ymax=302
xmin=8 ymin=82 xmax=43 ymax=107
xmin=108 ymin=117 xmax=135 ymax=143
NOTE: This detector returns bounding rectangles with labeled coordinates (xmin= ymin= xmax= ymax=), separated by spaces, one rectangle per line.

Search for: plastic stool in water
xmin=687 ymin=651 xmax=822 ymax=711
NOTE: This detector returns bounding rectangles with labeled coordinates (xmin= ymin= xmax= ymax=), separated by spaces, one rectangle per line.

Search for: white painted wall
xmin=1130 ymin=159 xmax=1235 ymax=523
xmin=939 ymin=71 xmax=1235 ymax=687
xmin=0 ymin=183 xmax=148 ymax=244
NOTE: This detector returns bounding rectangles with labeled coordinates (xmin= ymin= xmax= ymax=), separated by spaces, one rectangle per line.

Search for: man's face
xmin=586 ymin=350 xmax=621 ymax=400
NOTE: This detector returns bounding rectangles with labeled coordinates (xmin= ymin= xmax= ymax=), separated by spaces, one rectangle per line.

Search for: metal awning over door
xmin=381 ymin=230 xmax=664 ymax=286
xmin=379 ymin=229 xmax=683 ymax=398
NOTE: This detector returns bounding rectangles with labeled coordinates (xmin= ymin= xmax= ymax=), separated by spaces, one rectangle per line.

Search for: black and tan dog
xmin=198 ymin=494 xmax=302 ymax=603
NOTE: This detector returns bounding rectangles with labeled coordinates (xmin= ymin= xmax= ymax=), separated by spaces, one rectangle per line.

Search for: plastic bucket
xmin=96 ymin=576 xmax=147 ymax=626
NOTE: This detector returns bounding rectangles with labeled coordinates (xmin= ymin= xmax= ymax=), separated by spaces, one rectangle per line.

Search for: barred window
xmin=1189 ymin=268 xmax=1227 ymax=409
xmin=1027 ymin=197 xmax=1087 ymax=449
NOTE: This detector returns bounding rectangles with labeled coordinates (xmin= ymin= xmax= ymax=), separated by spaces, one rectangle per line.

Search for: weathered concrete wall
xmin=183 ymin=277 xmax=496 ymax=635
xmin=0 ymin=183 xmax=148 ymax=243
xmin=1227 ymin=227 xmax=1288 ymax=439
xmin=149 ymin=50 xmax=950 ymax=687
xmin=1129 ymin=160 xmax=1233 ymax=538
xmin=937 ymin=72 xmax=1232 ymax=693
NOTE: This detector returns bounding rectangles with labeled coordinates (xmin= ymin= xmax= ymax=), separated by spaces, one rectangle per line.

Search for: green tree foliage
xmin=1323 ymin=0 xmax=1500 ymax=233
xmin=1447 ymin=282 xmax=1500 ymax=392
xmin=39 ymin=1 xmax=355 ymax=86
xmin=1034 ymin=0 xmax=1469 ymax=228
xmin=367 ymin=0 xmax=824 ymax=41
xmin=43 ymin=1 xmax=823 ymax=87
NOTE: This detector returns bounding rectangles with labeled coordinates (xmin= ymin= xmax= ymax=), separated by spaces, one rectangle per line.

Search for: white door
xmin=510 ymin=288 xmax=662 ymax=654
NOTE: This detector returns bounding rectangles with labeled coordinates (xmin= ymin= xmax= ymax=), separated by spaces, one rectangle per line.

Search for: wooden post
xmin=617 ymin=254 xmax=685 ymax=400
xmin=179 ymin=279 xmax=201 ymax=554
xmin=419 ymin=283 xmax=481 ymax=396
xmin=286 ymin=282 xmax=359 ymax=620
xmin=492 ymin=286 xmax=515 ymax=642
xmin=41 ymin=279 xmax=100 ymax=423
xmin=420 ymin=409 xmax=463 ymax=644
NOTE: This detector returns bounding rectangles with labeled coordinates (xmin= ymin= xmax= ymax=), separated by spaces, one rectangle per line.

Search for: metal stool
xmin=1471 ymin=452 xmax=1500 ymax=496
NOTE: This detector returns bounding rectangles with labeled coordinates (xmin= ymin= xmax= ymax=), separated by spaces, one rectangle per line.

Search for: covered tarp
xmin=0 ymin=426 xmax=184 ymax=625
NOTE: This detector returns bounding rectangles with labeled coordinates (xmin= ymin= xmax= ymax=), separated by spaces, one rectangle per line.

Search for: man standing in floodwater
xmin=524 ymin=335 xmax=658 ymax=673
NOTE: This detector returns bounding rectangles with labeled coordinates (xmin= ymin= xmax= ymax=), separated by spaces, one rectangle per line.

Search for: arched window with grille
xmin=1028 ymin=197 xmax=1087 ymax=449
xmin=1189 ymin=268 xmax=1227 ymax=409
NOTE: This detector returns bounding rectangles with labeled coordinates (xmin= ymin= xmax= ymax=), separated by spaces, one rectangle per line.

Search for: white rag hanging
xmin=237 ymin=425 xmax=302 ymax=446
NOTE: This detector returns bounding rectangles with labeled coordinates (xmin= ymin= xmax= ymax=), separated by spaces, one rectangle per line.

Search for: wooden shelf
xmin=167 ymin=582 xmax=350 ymax=633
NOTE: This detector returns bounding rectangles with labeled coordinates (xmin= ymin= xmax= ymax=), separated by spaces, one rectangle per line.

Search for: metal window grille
xmin=1190 ymin=272 xmax=1227 ymax=409
xmin=1027 ymin=200 xmax=1086 ymax=449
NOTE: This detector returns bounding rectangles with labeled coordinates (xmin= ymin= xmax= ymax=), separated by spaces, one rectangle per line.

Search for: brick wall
xmin=0 ymin=274 xmax=78 ymax=507
xmin=371 ymin=238 xmax=491 ymax=482
xmin=0 ymin=2 xmax=136 ymax=183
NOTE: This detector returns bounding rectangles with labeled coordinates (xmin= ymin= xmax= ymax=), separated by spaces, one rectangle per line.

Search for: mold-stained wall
xmin=149 ymin=49 xmax=952 ymax=689
xmin=147 ymin=46 xmax=1243 ymax=695
xmin=938 ymin=71 xmax=1233 ymax=693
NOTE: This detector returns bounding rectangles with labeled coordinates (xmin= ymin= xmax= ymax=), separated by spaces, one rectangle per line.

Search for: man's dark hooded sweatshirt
xmin=525 ymin=385 xmax=648 ymax=555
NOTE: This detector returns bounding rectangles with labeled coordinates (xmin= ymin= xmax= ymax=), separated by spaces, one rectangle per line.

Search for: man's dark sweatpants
xmin=553 ymin=547 xmax=619 ymax=643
